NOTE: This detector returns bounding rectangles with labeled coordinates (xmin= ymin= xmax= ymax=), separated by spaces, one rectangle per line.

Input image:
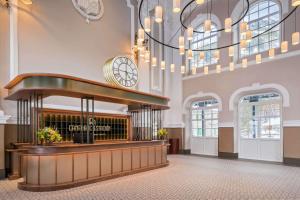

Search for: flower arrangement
xmin=37 ymin=127 xmax=62 ymax=145
xmin=158 ymin=128 xmax=168 ymax=140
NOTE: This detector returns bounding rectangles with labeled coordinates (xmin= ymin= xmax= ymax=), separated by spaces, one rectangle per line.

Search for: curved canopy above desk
xmin=4 ymin=73 xmax=169 ymax=110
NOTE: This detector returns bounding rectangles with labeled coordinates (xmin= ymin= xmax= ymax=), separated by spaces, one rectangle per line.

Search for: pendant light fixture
xmin=204 ymin=66 xmax=209 ymax=75
xmin=187 ymin=49 xmax=193 ymax=60
xmin=216 ymin=64 xmax=221 ymax=73
xmin=256 ymin=54 xmax=262 ymax=64
xmin=179 ymin=36 xmax=185 ymax=48
xmin=144 ymin=17 xmax=151 ymax=33
xmin=139 ymin=47 xmax=145 ymax=57
xmin=152 ymin=57 xmax=157 ymax=67
xmin=229 ymin=46 xmax=234 ymax=57
xmin=161 ymin=60 xmax=166 ymax=70
xmin=137 ymin=40 xmax=143 ymax=50
xmin=292 ymin=11 xmax=299 ymax=45
xmin=196 ymin=0 xmax=205 ymax=5
xmin=173 ymin=0 xmax=181 ymax=13
xmin=229 ymin=62 xmax=234 ymax=71
xmin=155 ymin=4 xmax=163 ymax=23
xmin=240 ymin=21 xmax=248 ymax=37
xmin=213 ymin=50 xmax=220 ymax=61
xmin=179 ymin=47 xmax=185 ymax=55
xmin=138 ymin=28 xmax=145 ymax=42
xmin=187 ymin=27 xmax=194 ymax=40
xmin=192 ymin=66 xmax=197 ymax=75
xmin=240 ymin=39 xmax=247 ymax=50
xmin=170 ymin=64 xmax=175 ymax=72
xmin=145 ymin=50 xmax=150 ymax=63
xmin=281 ymin=22 xmax=288 ymax=53
xmin=292 ymin=0 xmax=300 ymax=7
xmin=181 ymin=65 xmax=186 ymax=74
xmin=246 ymin=30 xmax=253 ymax=43
xmin=204 ymin=19 xmax=211 ymax=33
xmin=269 ymin=48 xmax=275 ymax=59
xmin=200 ymin=52 xmax=205 ymax=60
xmin=242 ymin=58 xmax=248 ymax=68
xmin=224 ymin=0 xmax=232 ymax=33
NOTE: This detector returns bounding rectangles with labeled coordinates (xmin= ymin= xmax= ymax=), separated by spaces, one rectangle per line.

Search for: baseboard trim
xmin=284 ymin=157 xmax=300 ymax=166
xmin=179 ymin=149 xmax=191 ymax=155
xmin=218 ymin=152 xmax=238 ymax=159
xmin=0 ymin=169 xmax=5 ymax=179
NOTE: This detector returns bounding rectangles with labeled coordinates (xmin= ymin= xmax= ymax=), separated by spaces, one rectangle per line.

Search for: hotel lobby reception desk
xmin=19 ymin=141 xmax=168 ymax=191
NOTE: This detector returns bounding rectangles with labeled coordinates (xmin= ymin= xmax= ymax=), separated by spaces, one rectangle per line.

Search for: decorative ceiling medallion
xmin=72 ymin=0 xmax=104 ymax=22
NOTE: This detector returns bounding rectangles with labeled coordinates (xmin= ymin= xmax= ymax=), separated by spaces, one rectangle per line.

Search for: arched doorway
xmin=238 ymin=92 xmax=283 ymax=162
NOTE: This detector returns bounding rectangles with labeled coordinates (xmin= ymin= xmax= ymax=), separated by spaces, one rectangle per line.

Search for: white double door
xmin=191 ymin=137 xmax=218 ymax=156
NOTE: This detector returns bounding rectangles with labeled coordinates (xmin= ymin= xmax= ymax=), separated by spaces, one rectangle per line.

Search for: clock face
xmin=111 ymin=56 xmax=138 ymax=88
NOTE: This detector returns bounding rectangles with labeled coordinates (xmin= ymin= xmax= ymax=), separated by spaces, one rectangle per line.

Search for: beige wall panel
xmin=162 ymin=146 xmax=167 ymax=164
xmin=219 ymin=127 xmax=234 ymax=153
xmin=112 ymin=150 xmax=122 ymax=174
xmin=26 ymin=156 xmax=39 ymax=185
xmin=101 ymin=151 xmax=112 ymax=176
xmin=132 ymin=148 xmax=140 ymax=170
xmin=148 ymin=147 xmax=155 ymax=166
xmin=39 ymin=156 xmax=56 ymax=185
xmin=122 ymin=149 xmax=131 ymax=171
xmin=140 ymin=147 xmax=148 ymax=168
xmin=74 ymin=153 xmax=87 ymax=181
xmin=57 ymin=155 xmax=73 ymax=184
xmin=88 ymin=152 xmax=100 ymax=178
xmin=155 ymin=146 xmax=162 ymax=164
xmin=284 ymin=127 xmax=300 ymax=159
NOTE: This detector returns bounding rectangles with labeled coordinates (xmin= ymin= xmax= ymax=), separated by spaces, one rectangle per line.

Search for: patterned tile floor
xmin=1 ymin=155 xmax=300 ymax=200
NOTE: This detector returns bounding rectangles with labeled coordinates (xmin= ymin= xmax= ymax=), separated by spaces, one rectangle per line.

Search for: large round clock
xmin=103 ymin=56 xmax=139 ymax=88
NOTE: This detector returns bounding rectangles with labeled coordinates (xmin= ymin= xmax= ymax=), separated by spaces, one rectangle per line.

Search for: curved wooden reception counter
xmin=19 ymin=141 xmax=168 ymax=191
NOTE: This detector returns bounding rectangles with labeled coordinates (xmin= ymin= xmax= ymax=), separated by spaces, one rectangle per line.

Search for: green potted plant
xmin=158 ymin=128 xmax=168 ymax=140
xmin=37 ymin=127 xmax=62 ymax=145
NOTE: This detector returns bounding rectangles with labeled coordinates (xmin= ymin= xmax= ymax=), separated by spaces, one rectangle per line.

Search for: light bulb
xmin=152 ymin=57 xmax=157 ymax=67
xmin=155 ymin=5 xmax=163 ymax=23
xmin=187 ymin=26 xmax=194 ymax=40
xmin=242 ymin=58 xmax=248 ymax=68
xmin=292 ymin=32 xmax=300 ymax=45
xmin=229 ymin=62 xmax=235 ymax=71
xmin=216 ymin=65 xmax=221 ymax=73
xmin=256 ymin=54 xmax=262 ymax=64
xmin=225 ymin=18 xmax=232 ymax=33
xmin=187 ymin=49 xmax=193 ymax=60
xmin=170 ymin=64 xmax=175 ymax=72
xmin=204 ymin=66 xmax=209 ymax=75
xmin=161 ymin=60 xmax=166 ymax=70
xmin=281 ymin=41 xmax=288 ymax=53
xmin=269 ymin=48 xmax=275 ymax=59
xmin=181 ymin=65 xmax=185 ymax=74
xmin=173 ymin=0 xmax=181 ymax=13
xmin=144 ymin=17 xmax=151 ymax=33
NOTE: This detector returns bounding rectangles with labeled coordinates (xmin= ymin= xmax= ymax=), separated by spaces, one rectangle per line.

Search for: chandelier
xmin=137 ymin=0 xmax=299 ymax=75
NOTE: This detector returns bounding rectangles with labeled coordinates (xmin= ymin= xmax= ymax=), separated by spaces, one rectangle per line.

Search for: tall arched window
xmin=240 ymin=0 xmax=281 ymax=57
xmin=191 ymin=23 xmax=218 ymax=67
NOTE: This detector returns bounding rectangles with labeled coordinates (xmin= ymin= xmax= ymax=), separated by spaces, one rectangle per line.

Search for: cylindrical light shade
xmin=179 ymin=36 xmax=185 ymax=48
xmin=204 ymin=20 xmax=211 ymax=33
xmin=269 ymin=48 xmax=275 ymax=59
xmin=281 ymin=41 xmax=288 ymax=53
xmin=155 ymin=5 xmax=163 ymax=23
xmin=246 ymin=30 xmax=253 ymax=43
xmin=139 ymin=47 xmax=145 ymax=57
xmin=144 ymin=50 xmax=150 ymax=63
xmin=216 ymin=65 xmax=221 ymax=73
xmin=242 ymin=58 xmax=248 ymax=68
xmin=240 ymin=40 xmax=247 ymax=50
xmin=213 ymin=50 xmax=220 ymax=61
xmin=229 ymin=62 xmax=234 ymax=71
xmin=137 ymin=40 xmax=143 ymax=50
xmin=204 ymin=66 xmax=209 ymax=75
xmin=292 ymin=0 xmax=300 ymax=7
xmin=144 ymin=17 xmax=151 ymax=33
xmin=229 ymin=46 xmax=234 ymax=57
xmin=20 ymin=0 xmax=32 ymax=5
xmin=152 ymin=57 xmax=157 ymax=67
xmin=181 ymin=65 xmax=185 ymax=74
xmin=187 ymin=26 xmax=194 ymax=40
xmin=292 ymin=32 xmax=300 ymax=45
xmin=199 ymin=52 xmax=205 ymax=60
xmin=179 ymin=47 xmax=185 ymax=55
xmin=256 ymin=54 xmax=262 ymax=64
xmin=161 ymin=60 xmax=166 ymax=70
xmin=170 ymin=64 xmax=175 ymax=72
xmin=196 ymin=0 xmax=205 ymax=4
xmin=138 ymin=28 xmax=144 ymax=42
xmin=225 ymin=18 xmax=232 ymax=33
xmin=173 ymin=0 xmax=181 ymax=13
xmin=187 ymin=49 xmax=193 ymax=60
xmin=192 ymin=66 xmax=197 ymax=75
xmin=240 ymin=22 xmax=248 ymax=34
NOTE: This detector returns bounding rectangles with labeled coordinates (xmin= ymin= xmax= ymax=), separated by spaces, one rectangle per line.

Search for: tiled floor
xmin=1 ymin=155 xmax=300 ymax=200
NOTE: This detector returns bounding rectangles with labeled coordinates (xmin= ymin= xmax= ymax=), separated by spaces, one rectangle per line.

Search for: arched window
xmin=191 ymin=99 xmax=219 ymax=137
xmin=191 ymin=23 xmax=218 ymax=67
xmin=240 ymin=0 xmax=281 ymax=57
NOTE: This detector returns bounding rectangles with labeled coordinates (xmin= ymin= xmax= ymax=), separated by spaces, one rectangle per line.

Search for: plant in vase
xmin=37 ymin=127 xmax=62 ymax=145
xmin=158 ymin=128 xmax=168 ymax=140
